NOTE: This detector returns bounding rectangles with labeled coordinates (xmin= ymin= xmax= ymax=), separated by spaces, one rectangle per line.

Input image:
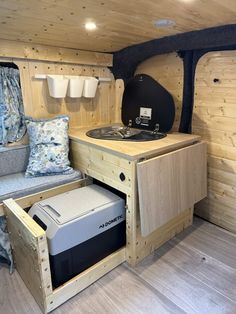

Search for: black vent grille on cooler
xmin=122 ymin=74 xmax=175 ymax=132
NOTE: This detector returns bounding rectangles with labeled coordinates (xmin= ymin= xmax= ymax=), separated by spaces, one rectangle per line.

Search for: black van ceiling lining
xmin=111 ymin=24 xmax=236 ymax=133
xmin=112 ymin=24 xmax=236 ymax=81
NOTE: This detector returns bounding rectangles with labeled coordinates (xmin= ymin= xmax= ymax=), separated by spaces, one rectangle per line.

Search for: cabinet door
xmin=137 ymin=142 xmax=207 ymax=237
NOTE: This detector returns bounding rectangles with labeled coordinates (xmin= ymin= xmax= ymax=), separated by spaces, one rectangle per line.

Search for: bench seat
xmin=0 ymin=144 xmax=82 ymax=270
xmin=0 ymin=144 xmax=82 ymax=202
xmin=0 ymin=170 xmax=82 ymax=203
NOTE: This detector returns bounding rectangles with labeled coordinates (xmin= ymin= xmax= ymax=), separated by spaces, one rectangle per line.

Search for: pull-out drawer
xmin=3 ymin=179 xmax=125 ymax=313
xmin=137 ymin=142 xmax=207 ymax=237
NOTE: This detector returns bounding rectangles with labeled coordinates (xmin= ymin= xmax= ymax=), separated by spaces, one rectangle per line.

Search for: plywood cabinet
xmin=70 ymin=127 xmax=207 ymax=265
xmin=3 ymin=127 xmax=206 ymax=313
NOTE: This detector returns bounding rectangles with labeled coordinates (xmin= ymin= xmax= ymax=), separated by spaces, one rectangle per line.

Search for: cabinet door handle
xmin=119 ymin=172 xmax=126 ymax=181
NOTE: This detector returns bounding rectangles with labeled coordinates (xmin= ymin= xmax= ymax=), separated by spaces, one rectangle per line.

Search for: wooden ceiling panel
xmin=1 ymin=0 xmax=236 ymax=52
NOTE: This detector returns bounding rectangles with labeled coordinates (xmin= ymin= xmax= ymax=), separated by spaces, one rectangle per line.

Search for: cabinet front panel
xmin=70 ymin=141 xmax=133 ymax=194
xmin=137 ymin=142 xmax=207 ymax=237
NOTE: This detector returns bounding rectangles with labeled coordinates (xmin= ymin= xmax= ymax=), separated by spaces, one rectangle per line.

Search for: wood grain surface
xmin=193 ymin=51 xmax=236 ymax=233
xmin=1 ymin=1 xmax=236 ymax=52
xmin=137 ymin=142 xmax=207 ymax=236
xmin=0 ymin=39 xmax=112 ymax=66
xmin=3 ymin=198 xmax=51 ymax=311
xmin=0 ymin=58 xmax=116 ymax=129
xmin=69 ymin=127 xmax=201 ymax=160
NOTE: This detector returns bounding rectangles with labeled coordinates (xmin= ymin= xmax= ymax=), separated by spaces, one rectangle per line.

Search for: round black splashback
xmin=122 ymin=74 xmax=175 ymax=132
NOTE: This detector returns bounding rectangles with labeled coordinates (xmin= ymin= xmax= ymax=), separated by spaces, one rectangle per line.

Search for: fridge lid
xmin=37 ymin=185 xmax=121 ymax=225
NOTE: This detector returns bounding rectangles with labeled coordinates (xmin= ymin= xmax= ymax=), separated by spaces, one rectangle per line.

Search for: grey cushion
xmin=0 ymin=145 xmax=29 ymax=176
xmin=0 ymin=170 xmax=82 ymax=202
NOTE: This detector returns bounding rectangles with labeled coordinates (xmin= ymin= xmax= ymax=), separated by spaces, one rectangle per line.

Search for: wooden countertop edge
xmin=69 ymin=128 xmax=201 ymax=160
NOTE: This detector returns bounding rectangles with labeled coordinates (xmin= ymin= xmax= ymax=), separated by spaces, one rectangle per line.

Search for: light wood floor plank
xmin=0 ymin=264 xmax=42 ymax=314
xmin=129 ymin=258 xmax=236 ymax=313
xmin=127 ymin=217 xmax=236 ymax=313
xmin=129 ymin=256 xmax=236 ymax=313
xmin=157 ymin=239 xmax=236 ymax=301
xmin=175 ymin=217 xmax=236 ymax=269
xmin=2 ymin=217 xmax=236 ymax=314
xmin=0 ymin=264 xmax=183 ymax=314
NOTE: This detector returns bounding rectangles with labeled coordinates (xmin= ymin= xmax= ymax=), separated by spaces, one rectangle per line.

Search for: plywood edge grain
xmin=0 ymin=39 xmax=113 ymax=66
xmin=69 ymin=128 xmax=201 ymax=160
xmin=46 ymin=248 xmax=126 ymax=312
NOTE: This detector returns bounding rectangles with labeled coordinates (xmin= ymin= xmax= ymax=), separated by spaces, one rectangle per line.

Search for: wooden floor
xmin=1 ymin=217 xmax=236 ymax=314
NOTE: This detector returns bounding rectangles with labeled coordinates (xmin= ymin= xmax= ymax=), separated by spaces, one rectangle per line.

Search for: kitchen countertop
xmin=69 ymin=126 xmax=201 ymax=160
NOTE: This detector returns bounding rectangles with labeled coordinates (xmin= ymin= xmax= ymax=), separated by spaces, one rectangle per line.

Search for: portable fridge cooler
xmin=28 ymin=184 xmax=126 ymax=287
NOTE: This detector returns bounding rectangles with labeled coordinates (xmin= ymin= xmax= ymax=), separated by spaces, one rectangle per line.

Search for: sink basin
xmin=86 ymin=125 xmax=166 ymax=142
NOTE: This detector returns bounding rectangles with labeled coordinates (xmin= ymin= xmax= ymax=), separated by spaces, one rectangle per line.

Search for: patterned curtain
xmin=0 ymin=216 xmax=13 ymax=273
xmin=0 ymin=66 xmax=26 ymax=145
xmin=0 ymin=65 xmax=24 ymax=271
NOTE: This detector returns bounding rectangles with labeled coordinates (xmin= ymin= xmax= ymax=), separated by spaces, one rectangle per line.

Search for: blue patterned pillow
xmin=25 ymin=115 xmax=73 ymax=177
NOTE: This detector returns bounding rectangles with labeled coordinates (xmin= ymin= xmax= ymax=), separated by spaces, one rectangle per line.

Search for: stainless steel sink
xmin=86 ymin=125 xmax=166 ymax=142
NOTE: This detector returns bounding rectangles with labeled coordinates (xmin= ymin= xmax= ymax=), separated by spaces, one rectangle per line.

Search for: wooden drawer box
xmin=3 ymin=179 xmax=126 ymax=313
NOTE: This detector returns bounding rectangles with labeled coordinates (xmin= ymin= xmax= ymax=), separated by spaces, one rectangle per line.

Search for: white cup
xmin=47 ymin=75 xmax=69 ymax=98
xmin=83 ymin=77 xmax=99 ymax=98
xmin=66 ymin=76 xmax=85 ymax=98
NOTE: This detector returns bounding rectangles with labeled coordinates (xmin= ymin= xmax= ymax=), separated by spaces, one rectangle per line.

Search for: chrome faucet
xmin=125 ymin=120 xmax=132 ymax=135
xmin=152 ymin=123 xmax=160 ymax=135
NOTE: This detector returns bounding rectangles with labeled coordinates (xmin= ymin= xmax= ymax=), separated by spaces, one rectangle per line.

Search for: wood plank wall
xmin=135 ymin=53 xmax=183 ymax=132
xmin=193 ymin=51 xmax=236 ymax=232
xmin=0 ymin=41 xmax=119 ymax=130
xmin=0 ymin=39 xmax=113 ymax=66
xmin=1 ymin=58 xmax=117 ymax=128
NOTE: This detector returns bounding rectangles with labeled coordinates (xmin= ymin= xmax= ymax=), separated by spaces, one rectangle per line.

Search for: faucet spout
xmin=125 ymin=120 xmax=132 ymax=135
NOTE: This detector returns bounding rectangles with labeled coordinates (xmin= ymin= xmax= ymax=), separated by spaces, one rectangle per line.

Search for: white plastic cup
xmin=47 ymin=75 xmax=69 ymax=98
xmin=83 ymin=77 xmax=99 ymax=98
xmin=66 ymin=76 xmax=85 ymax=98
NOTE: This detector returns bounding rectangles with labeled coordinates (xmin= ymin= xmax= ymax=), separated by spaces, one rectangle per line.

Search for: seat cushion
xmin=0 ymin=170 xmax=82 ymax=202
xmin=0 ymin=145 xmax=29 ymax=176
xmin=25 ymin=115 xmax=73 ymax=177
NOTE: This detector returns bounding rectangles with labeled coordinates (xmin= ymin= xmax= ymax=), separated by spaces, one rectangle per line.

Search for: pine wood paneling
xmin=193 ymin=51 xmax=236 ymax=233
xmin=135 ymin=53 xmax=183 ymax=132
xmin=1 ymin=1 xmax=236 ymax=52
xmin=0 ymin=39 xmax=112 ymax=66
xmin=0 ymin=56 xmax=118 ymax=128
